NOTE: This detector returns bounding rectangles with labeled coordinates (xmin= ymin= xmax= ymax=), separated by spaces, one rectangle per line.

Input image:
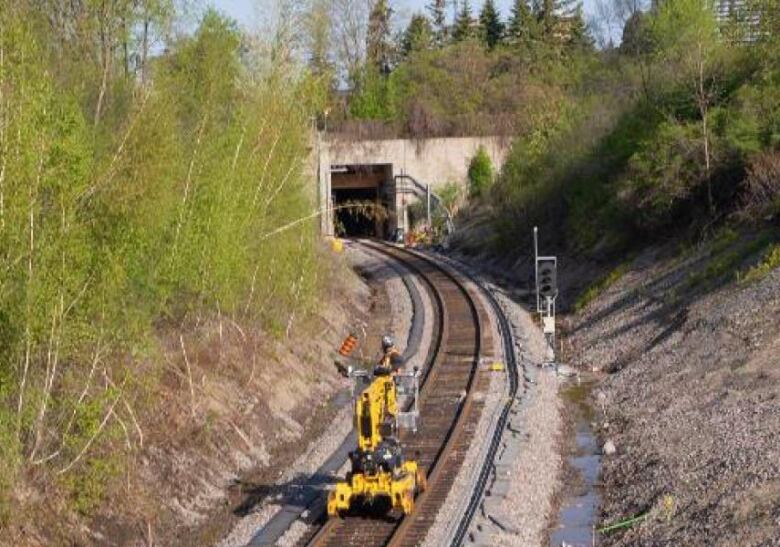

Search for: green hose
xmin=597 ymin=513 xmax=648 ymax=534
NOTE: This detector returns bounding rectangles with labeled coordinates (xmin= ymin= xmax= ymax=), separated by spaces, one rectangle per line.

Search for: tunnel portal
xmin=331 ymin=164 xmax=394 ymax=238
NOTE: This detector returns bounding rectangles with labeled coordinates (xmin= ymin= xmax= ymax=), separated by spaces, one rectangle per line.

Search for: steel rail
xmin=448 ymin=260 xmax=520 ymax=546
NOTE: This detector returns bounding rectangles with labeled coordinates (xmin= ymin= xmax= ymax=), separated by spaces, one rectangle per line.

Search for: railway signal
xmin=537 ymin=257 xmax=557 ymax=299
xmin=533 ymin=227 xmax=558 ymax=364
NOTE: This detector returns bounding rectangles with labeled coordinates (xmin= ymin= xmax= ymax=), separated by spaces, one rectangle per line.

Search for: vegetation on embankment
xmin=0 ymin=1 xmax=331 ymax=539
xmin=325 ymin=0 xmax=779 ymax=281
xmin=469 ymin=1 xmax=780 ymax=269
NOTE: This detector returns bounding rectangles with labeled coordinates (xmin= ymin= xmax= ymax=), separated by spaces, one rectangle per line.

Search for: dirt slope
xmin=2 ymin=252 xmax=370 ymax=547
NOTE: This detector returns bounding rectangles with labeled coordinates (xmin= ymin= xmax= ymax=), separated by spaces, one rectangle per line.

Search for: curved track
xmin=299 ymin=241 xmax=495 ymax=547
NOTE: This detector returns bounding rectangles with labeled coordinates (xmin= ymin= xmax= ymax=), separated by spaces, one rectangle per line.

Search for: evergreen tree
xmin=620 ymin=10 xmax=654 ymax=56
xmin=565 ymin=3 xmax=592 ymax=49
xmin=530 ymin=0 xmax=591 ymax=49
xmin=402 ymin=13 xmax=434 ymax=54
xmin=453 ymin=0 xmax=476 ymax=41
xmin=367 ymin=0 xmax=394 ymax=74
xmin=533 ymin=0 xmax=558 ymax=39
xmin=307 ymin=0 xmax=334 ymax=78
xmin=506 ymin=0 xmax=537 ymax=45
xmin=427 ymin=0 xmax=448 ymax=44
xmin=479 ymin=0 xmax=504 ymax=49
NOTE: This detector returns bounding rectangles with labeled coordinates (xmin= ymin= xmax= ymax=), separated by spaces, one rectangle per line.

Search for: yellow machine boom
xmin=327 ymin=372 xmax=425 ymax=516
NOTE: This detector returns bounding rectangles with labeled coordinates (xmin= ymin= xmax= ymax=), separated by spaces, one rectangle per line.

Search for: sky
xmin=211 ymin=0 xmax=603 ymax=32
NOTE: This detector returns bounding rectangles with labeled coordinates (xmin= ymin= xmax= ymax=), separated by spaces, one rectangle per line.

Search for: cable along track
xmin=301 ymin=241 xmax=495 ymax=547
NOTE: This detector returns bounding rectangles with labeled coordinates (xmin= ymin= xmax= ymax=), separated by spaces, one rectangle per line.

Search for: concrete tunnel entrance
xmin=331 ymin=164 xmax=394 ymax=238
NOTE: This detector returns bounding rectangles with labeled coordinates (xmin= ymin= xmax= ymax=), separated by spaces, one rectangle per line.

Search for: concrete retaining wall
xmin=325 ymin=136 xmax=510 ymax=190
xmin=314 ymin=135 xmax=512 ymax=236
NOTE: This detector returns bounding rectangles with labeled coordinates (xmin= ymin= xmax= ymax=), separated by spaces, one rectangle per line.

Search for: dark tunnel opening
xmin=331 ymin=164 xmax=393 ymax=238
xmin=333 ymin=188 xmax=380 ymax=237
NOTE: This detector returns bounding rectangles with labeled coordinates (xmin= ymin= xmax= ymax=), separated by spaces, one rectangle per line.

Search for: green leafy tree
xmin=349 ymin=67 xmax=398 ymax=119
xmin=402 ymin=13 xmax=434 ymax=54
xmin=652 ymin=0 xmax=724 ymax=213
xmin=0 ymin=2 xmax=327 ymax=521
xmin=746 ymin=0 xmax=780 ymax=51
xmin=453 ymin=0 xmax=477 ymax=41
xmin=468 ymin=146 xmax=495 ymax=197
xmin=479 ymin=0 xmax=505 ymax=49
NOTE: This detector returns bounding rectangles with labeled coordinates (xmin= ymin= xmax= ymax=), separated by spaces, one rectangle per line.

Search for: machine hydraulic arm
xmin=328 ymin=371 xmax=425 ymax=516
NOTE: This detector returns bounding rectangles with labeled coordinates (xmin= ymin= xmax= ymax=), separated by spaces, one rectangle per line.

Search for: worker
xmin=375 ymin=334 xmax=403 ymax=376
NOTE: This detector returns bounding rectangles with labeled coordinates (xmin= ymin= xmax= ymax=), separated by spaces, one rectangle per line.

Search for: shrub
xmin=468 ymin=146 xmax=494 ymax=198
xmin=617 ymin=121 xmax=705 ymax=231
xmin=739 ymin=150 xmax=780 ymax=220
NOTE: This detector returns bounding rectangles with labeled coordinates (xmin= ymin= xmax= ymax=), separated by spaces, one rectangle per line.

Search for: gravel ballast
xmin=492 ymin=290 xmax=563 ymax=547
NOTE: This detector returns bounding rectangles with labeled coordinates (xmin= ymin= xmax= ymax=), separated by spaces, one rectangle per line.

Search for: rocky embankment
xmin=568 ymin=244 xmax=780 ymax=546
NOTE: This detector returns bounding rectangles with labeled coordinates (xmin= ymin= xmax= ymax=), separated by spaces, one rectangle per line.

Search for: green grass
xmin=683 ymin=233 xmax=774 ymax=292
xmin=59 ymin=454 xmax=123 ymax=516
xmin=575 ymin=263 xmax=630 ymax=312
xmin=740 ymin=243 xmax=780 ymax=283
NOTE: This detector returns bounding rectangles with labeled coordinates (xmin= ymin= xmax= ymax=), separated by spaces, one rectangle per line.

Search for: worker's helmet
xmin=381 ymin=335 xmax=394 ymax=351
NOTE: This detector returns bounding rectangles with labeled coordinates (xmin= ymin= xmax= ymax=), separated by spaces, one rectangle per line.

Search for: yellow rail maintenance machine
xmin=327 ymin=363 xmax=425 ymax=516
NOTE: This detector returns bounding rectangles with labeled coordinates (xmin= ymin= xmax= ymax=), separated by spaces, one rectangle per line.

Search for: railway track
xmin=298 ymin=241 xmax=496 ymax=547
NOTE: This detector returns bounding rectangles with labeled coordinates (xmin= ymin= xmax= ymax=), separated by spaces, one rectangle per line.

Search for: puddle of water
xmin=550 ymin=378 xmax=602 ymax=547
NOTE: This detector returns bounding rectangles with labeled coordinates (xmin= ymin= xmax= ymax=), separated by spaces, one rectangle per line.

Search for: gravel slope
xmin=568 ymin=246 xmax=780 ymax=546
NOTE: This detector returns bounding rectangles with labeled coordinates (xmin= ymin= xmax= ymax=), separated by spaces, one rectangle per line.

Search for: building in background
xmin=651 ymin=0 xmax=761 ymax=41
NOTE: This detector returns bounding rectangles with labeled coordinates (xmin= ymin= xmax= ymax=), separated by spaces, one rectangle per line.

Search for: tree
xmin=479 ymin=0 xmax=504 ymax=49
xmin=506 ymin=0 xmax=538 ymax=46
xmin=652 ymin=0 xmax=724 ymax=213
xmin=534 ymin=0 xmax=558 ymax=39
xmin=332 ymin=0 xmax=371 ymax=85
xmin=453 ymin=0 xmax=476 ymax=41
xmin=621 ymin=10 xmax=653 ymax=55
xmin=349 ymin=66 xmax=397 ymax=119
xmin=402 ymin=13 xmax=434 ymax=54
xmin=621 ymin=10 xmax=656 ymax=101
xmin=746 ymin=0 xmax=780 ymax=51
xmin=530 ymin=0 xmax=592 ymax=50
xmin=564 ymin=3 xmax=593 ymax=49
xmin=367 ymin=0 xmax=394 ymax=74
xmin=268 ymin=0 xmax=307 ymax=68
xmin=592 ymin=0 xmax=647 ymax=48
xmin=427 ymin=0 xmax=449 ymax=44
xmin=306 ymin=0 xmax=334 ymax=78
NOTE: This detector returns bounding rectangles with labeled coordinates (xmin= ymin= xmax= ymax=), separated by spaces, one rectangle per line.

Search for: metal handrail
xmin=393 ymin=174 xmax=455 ymax=234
